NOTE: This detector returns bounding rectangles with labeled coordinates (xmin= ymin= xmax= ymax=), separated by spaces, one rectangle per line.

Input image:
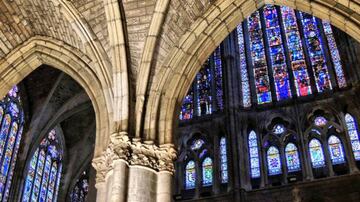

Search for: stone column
xmin=92 ymin=132 xmax=132 ymax=202
xmin=93 ymin=135 xmax=177 ymax=202
xmin=127 ymin=140 xmax=177 ymax=202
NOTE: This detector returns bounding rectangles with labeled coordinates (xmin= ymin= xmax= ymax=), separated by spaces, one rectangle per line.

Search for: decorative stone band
xmin=92 ymin=132 xmax=177 ymax=182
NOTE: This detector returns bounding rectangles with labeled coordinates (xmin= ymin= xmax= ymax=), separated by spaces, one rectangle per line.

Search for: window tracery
xmin=202 ymin=157 xmax=213 ymax=187
xmin=248 ymin=131 xmax=261 ymax=178
xmin=328 ymin=135 xmax=345 ymax=165
xmin=22 ymin=129 xmax=63 ymax=202
xmin=267 ymin=146 xmax=282 ymax=175
xmin=345 ymin=114 xmax=360 ymax=160
xmin=0 ymin=86 xmax=24 ymax=201
xmin=309 ymin=139 xmax=325 ymax=168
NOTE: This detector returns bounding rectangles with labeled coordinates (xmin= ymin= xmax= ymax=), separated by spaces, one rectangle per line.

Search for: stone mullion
xmin=223 ymin=31 xmax=242 ymax=195
xmin=279 ymin=143 xmax=288 ymax=185
xmin=295 ymin=105 xmax=313 ymax=180
xmin=322 ymin=132 xmax=335 ymax=177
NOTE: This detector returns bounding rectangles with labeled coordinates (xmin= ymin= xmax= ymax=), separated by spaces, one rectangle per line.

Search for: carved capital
xmin=129 ymin=139 xmax=158 ymax=170
xmin=109 ymin=132 xmax=131 ymax=161
xmin=92 ymin=154 xmax=107 ymax=183
xmin=156 ymin=144 xmax=177 ymax=173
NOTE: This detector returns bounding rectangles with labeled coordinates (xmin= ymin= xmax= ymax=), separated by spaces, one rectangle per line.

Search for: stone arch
xmin=144 ymin=0 xmax=360 ymax=145
xmin=0 ymin=36 xmax=113 ymax=156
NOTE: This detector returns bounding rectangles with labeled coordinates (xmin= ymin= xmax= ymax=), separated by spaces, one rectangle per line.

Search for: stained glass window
xmin=219 ymin=137 xmax=228 ymax=183
xmin=264 ymin=5 xmax=292 ymax=101
xmin=300 ymin=12 xmax=332 ymax=92
xmin=237 ymin=25 xmax=251 ymax=107
xmin=248 ymin=131 xmax=260 ymax=178
xmin=197 ymin=60 xmax=213 ymax=116
xmin=22 ymin=129 xmax=63 ymax=202
xmin=71 ymin=170 xmax=89 ymax=202
xmin=328 ymin=135 xmax=345 ymax=165
xmin=273 ymin=124 xmax=285 ymax=135
xmin=214 ymin=47 xmax=224 ymax=111
xmin=179 ymin=88 xmax=194 ymax=120
xmin=185 ymin=161 xmax=196 ymax=189
xmin=0 ymin=86 xmax=24 ymax=201
xmin=267 ymin=146 xmax=282 ymax=175
xmin=345 ymin=114 xmax=360 ymax=160
xmin=248 ymin=11 xmax=272 ymax=104
xmin=202 ymin=157 xmax=213 ymax=186
xmin=191 ymin=139 xmax=205 ymax=151
xmin=322 ymin=21 xmax=346 ymax=88
xmin=314 ymin=116 xmax=327 ymax=127
xmin=309 ymin=139 xmax=325 ymax=168
xmin=280 ymin=6 xmax=312 ymax=96
xmin=285 ymin=143 xmax=301 ymax=172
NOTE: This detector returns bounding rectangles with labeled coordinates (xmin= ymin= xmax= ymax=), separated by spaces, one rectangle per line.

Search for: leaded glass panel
xmin=328 ymin=135 xmax=345 ymax=165
xmin=267 ymin=146 xmax=282 ymax=175
xmin=185 ymin=161 xmax=196 ymax=189
xmin=285 ymin=143 xmax=301 ymax=172
xmin=202 ymin=157 xmax=213 ymax=186
xmin=309 ymin=139 xmax=325 ymax=168
xmin=345 ymin=114 xmax=360 ymax=160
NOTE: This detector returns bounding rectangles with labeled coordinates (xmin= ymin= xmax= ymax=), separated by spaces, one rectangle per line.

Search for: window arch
xmin=344 ymin=114 xmax=360 ymax=160
xmin=22 ymin=129 xmax=63 ymax=202
xmin=285 ymin=143 xmax=301 ymax=172
xmin=309 ymin=139 xmax=325 ymax=168
xmin=179 ymin=47 xmax=224 ymax=120
xmin=267 ymin=146 xmax=282 ymax=175
xmin=328 ymin=135 xmax=346 ymax=165
xmin=248 ymin=131 xmax=260 ymax=178
xmin=70 ymin=170 xmax=89 ymax=202
xmin=185 ymin=161 xmax=196 ymax=190
xmin=0 ymin=86 xmax=24 ymax=201
xmin=219 ymin=137 xmax=228 ymax=183
xmin=202 ymin=157 xmax=213 ymax=187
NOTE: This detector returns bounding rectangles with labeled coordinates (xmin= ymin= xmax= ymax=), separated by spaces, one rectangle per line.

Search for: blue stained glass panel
xmin=46 ymin=163 xmax=58 ymax=202
xmin=202 ymin=157 xmax=213 ymax=186
xmin=267 ymin=146 xmax=282 ymax=175
xmin=264 ymin=5 xmax=291 ymax=101
xmin=345 ymin=114 xmax=360 ymax=160
xmin=22 ymin=149 xmax=39 ymax=202
xmin=197 ymin=61 xmax=212 ymax=115
xmin=219 ymin=137 xmax=228 ymax=183
xmin=54 ymin=164 xmax=62 ymax=202
xmin=314 ymin=116 xmax=327 ymax=127
xmin=237 ymin=25 xmax=251 ymax=107
xmin=300 ymin=12 xmax=332 ymax=92
xmin=0 ymin=115 xmax=11 ymax=159
xmin=248 ymin=11 xmax=272 ymax=104
xmin=280 ymin=6 xmax=312 ymax=96
xmin=328 ymin=135 xmax=345 ymax=165
xmin=248 ymin=131 xmax=260 ymax=178
xmin=0 ymin=122 xmax=18 ymax=198
xmin=185 ymin=161 xmax=196 ymax=189
xmin=309 ymin=139 xmax=325 ymax=168
xmin=214 ymin=47 xmax=224 ymax=110
xmin=32 ymin=150 xmax=46 ymax=201
xmin=191 ymin=139 xmax=205 ymax=151
xmin=322 ymin=21 xmax=346 ymax=88
xmin=273 ymin=124 xmax=285 ymax=135
xmin=285 ymin=143 xmax=301 ymax=172
xmin=179 ymin=89 xmax=194 ymax=120
xmin=39 ymin=155 xmax=52 ymax=202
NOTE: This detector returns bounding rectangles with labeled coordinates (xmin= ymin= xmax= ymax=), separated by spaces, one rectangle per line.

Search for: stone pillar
xmin=92 ymin=132 xmax=132 ymax=202
xmin=127 ymin=140 xmax=177 ymax=202
xmin=93 ymin=135 xmax=177 ymax=202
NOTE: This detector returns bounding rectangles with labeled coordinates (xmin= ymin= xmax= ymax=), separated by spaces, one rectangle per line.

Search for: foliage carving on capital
xmin=92 ymin=154 xmax=107 ymax=183
xmin=129 ymin=139 xmax=158 ymax=170
xmin=156 ymin=144 xmax=177 ymax=173
xmin=109 ymin=132 xmax=131 ymax=161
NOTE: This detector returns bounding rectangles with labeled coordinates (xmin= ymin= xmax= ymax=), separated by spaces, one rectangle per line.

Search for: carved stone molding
xmin=93 ymin=133 xmax=178 ymax=182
